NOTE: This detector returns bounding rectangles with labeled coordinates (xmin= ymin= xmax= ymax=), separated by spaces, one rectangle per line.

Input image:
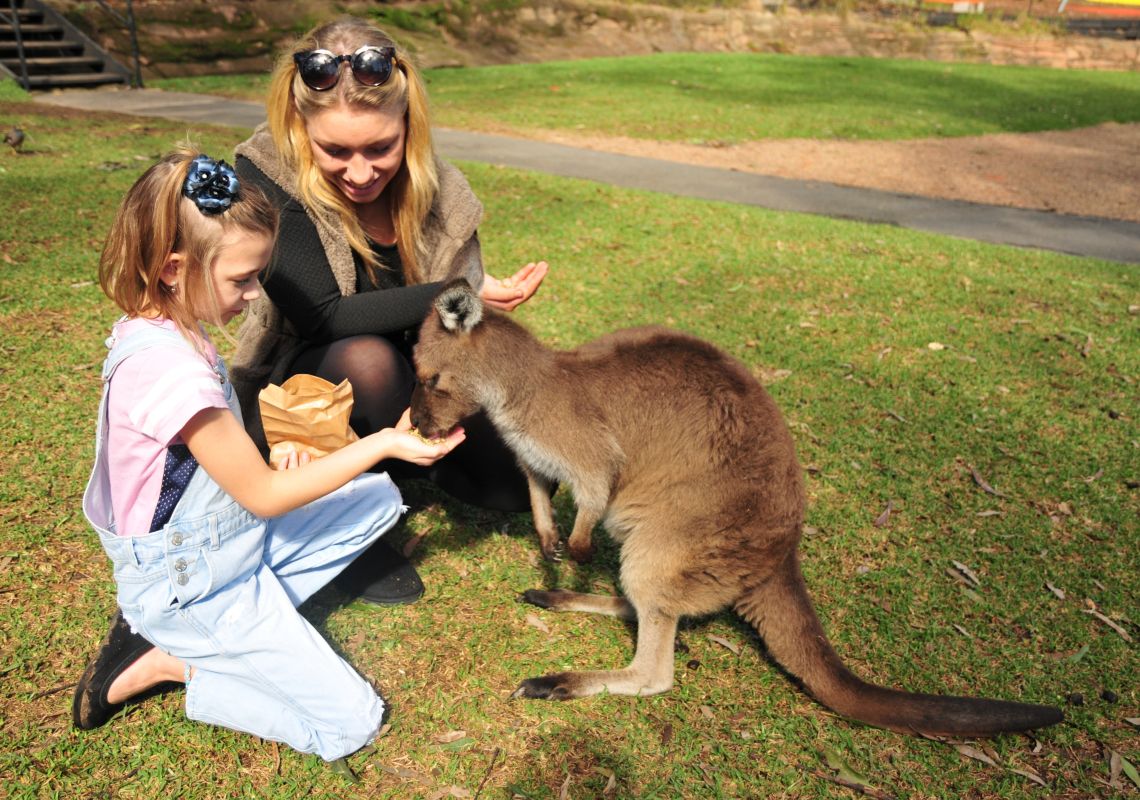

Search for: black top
xmin=236 ymin=157 xmax=444 ymax=345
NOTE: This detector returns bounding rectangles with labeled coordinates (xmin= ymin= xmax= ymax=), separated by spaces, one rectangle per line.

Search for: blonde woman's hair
xmin=98 ymin=143 xmax=279 ymax=348
xmin=265 ymin=16 xmax=438 ymax=284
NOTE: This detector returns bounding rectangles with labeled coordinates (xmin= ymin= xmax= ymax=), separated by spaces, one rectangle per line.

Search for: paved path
xmin=35 ymin=88 xmax=1140 ymax=265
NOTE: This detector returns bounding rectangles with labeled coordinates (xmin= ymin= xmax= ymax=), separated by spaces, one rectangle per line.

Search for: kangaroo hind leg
xmin=511 ymin=605 xmax=678 ymax=700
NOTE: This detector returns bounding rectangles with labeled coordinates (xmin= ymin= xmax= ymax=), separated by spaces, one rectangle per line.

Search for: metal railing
xmin=2 ymin=0 xmax=31 ymax=90
xmin=93 ymin=0 xmax=143 ymax=87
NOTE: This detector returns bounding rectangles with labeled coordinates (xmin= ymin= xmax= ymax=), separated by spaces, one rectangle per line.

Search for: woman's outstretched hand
xmin=481 ymin=261 xmax=549 ymax=311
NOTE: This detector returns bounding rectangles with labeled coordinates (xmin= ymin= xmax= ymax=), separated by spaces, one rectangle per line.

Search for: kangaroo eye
xmin=424 ymin=375 xmax=440 ymax=390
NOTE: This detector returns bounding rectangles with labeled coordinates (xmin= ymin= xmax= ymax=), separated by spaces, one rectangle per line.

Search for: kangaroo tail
xmin=735 ymin=551 xmax=1063 ymax=737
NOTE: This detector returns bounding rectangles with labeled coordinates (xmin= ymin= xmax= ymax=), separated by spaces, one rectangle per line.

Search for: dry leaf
xmin=1083 ymin=608 xmax=1133 ymax=642
xmin=953 ymin=623 xmax=973 ymax=638
xmin=1109 ymin=749 xmax=1123 ymax=790
xmin=927 ymin=342 xmax=947 ymax=351
xmin=596 ymin=767 xmax=617 ymax=795
xmin=975 ymin=510 xmax=1001 ymax=517
xmin=699 ymin=705 xmax=716 ymax=720
xmin=873 ymin=500 xmax=893 ymax=528
xmin=1125 ymin=718 xmax=1140 ymax=728
xmin=434 ymin=730 xmax=468 ymax=744
xmin=969 ymin=465 xmax=1007 ymax=498
xmin=955 ymin=743 xmax=1000 ymax=767
xmin=1045 ymin=582 xmax=1066 ymax=600
xmin=559 ymin=773 xmax=572 ymax=800
xmin=951 ymin=560 xmax=981 ymax=587
xmin=755 ymin=366 xmax=793 ymax=384
xmin=708 ymin=634 xmax=740 ymax=655
xmin=525 ymin=613 xmax=551 ymax=635
xmin=1007 ymin=766 xmax=1048 ymax=787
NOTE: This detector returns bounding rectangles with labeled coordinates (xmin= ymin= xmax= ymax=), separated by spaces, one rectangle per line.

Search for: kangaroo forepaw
xmin=539 ymin=539 xmax=564 ymax=562
xmin=511 ymin=674 xmax=576 ymax=701
xmin=567 ymin=540 xmax=595 ymax=563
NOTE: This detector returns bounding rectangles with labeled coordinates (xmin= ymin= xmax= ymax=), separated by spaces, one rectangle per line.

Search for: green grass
xmin=153 ymin=52 xmax=1140 ymax=143
xmin=1 ymin=77 xmax=1137 ymax=799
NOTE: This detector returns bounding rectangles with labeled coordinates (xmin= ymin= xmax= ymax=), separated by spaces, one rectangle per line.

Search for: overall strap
xmin=84 ymin=321 xmax=201 ymax=535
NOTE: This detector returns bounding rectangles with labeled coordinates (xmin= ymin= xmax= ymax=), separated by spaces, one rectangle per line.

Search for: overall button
xmin=176 ymin=574 xmax=189 ymax=586
xmin=170 ymin=533 xmax=184 ymax=546
xmin=174 ymin=558 xmax=188 ymax=572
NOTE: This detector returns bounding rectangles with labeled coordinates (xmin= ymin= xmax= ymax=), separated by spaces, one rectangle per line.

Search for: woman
xmin=231 ymin=16 xmax=548 ymax=605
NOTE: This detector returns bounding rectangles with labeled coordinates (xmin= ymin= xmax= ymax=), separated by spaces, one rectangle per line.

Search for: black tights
xmin=290 ymin=335 xmax=531 ymax=513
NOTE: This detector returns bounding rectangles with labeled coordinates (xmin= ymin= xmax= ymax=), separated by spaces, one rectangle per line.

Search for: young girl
xmin=72 ymin=146 xmax=464 ymax=762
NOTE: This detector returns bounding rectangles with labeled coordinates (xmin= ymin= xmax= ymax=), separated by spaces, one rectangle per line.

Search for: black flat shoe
xmin=72 ymin=610 xmax=160 ymax=730
xmin=334 ymin=538 xmax=424 ymax=606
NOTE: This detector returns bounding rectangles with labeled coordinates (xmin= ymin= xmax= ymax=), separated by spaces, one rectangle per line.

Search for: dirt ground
xmin=523 ymin=121 xmax=1140 ymax=223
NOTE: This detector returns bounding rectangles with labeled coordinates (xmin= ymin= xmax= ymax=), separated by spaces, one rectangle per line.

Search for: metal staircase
xmin=0 ymin=0 xmax=132 ymax=90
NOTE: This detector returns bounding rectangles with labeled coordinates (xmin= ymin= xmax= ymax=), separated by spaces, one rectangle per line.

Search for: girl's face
xmin=305 ymin=102 xmax=406 ymax=206
xmin=210 ymin=229 xmax=273 ymax=324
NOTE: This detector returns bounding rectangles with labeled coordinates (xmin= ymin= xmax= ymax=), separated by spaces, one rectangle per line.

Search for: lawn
xmin=153 ymin=51 xmax=1140 ymax=143
xmin=1 ymin=59 xmax=1137 ymax=800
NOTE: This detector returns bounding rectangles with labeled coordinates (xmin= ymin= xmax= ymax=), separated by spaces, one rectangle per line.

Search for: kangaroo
xmin=410 ymin=280 xmax=1063 ymax=737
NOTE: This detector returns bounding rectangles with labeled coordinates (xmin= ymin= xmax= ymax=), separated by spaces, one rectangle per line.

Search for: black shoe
xmin=72 ymin=610 xmax=159 ymax=730
xmin=335 ymin=539 xmax=424 ymax=606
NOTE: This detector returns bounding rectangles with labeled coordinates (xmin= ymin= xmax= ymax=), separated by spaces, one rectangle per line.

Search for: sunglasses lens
xmin=351 ymin=48 xmax=393 ymax=87
xmin=298 ymin=53 xmax=340 ymax=90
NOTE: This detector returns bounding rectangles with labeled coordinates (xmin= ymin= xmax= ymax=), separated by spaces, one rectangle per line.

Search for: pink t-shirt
xmin=105 ymin=318 xmax=229 ymax=537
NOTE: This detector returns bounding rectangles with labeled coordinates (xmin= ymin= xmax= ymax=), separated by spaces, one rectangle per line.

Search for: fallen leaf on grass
xmin=328 ymin=757 xmax=359 ymax=783
xmin=1126 ymin=718 xmax=1140 ymax=728
xmin=699 ymin=705 xmax=716 ymax=720
xmin=969 ymin=465 xmax=1007 ymax=498
xmin=927 ymin=342 xmax=947 ymax=351
xmin=953 ymin=623 xmax=973 ymax=638
xmin=708 ymin=634 xmax=740 ymax=655
xmin=1107 ymin=749 xmax=1139 ymax=791
xmin=975 ymin=509 xmax=1001 ymax=517
xmin=817 ymin=748 xmax=895 ymax=799
xmin=525 ymin=613 xmax=551 ymax=635
xmin=428 ymin=788 xmax=472 ymax=800
xmin=1083 ymin=608 xmax=1134 ymax=642
xmin=1007 ymin=766 xmax=1048 ymax=787
xmin=596 ymin=767 xmax=617 ymax=795
xmin=955 ymin=743 xmax=1000 ymax=767
xmin=434 ymin=730 xmax=468 ymax=744
xmin=951 ymin=560 xmax=981 ymax=587
xmin=873 ymin=500 xmax=893 ymax=528
xmin=1045 ymin=581 xmax=1066 ymax=600
xmin=755 ymin=366 xmax=793 ymax=384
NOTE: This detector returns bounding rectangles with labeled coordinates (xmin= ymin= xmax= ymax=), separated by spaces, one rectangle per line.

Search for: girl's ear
xmin=161 ymin=252 xmax=185 ymax=289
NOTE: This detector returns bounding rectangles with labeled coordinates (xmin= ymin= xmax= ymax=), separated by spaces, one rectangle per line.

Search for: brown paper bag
xmin=258 ymin=374 xmax=359 ymax=469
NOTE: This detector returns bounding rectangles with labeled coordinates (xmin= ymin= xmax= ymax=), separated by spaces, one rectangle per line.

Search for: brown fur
xmin=410 ymin=281 xmax=1062 ymax=736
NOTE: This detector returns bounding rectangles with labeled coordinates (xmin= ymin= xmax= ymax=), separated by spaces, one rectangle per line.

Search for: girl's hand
xmin=481 ymin=261 xmax=549 ymax=311
xmin=381 ymin=408 xmax=466 ymax=466
xmin=273 ymin=444 xmax=313 ymax=471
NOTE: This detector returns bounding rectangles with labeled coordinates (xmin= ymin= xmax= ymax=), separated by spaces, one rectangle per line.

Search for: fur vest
xmin=229 ymin=124 xmax=485 ymax=446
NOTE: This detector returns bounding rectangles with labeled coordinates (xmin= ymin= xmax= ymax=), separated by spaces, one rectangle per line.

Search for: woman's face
xmin=305 ymin=102 xmax=406 ymax=206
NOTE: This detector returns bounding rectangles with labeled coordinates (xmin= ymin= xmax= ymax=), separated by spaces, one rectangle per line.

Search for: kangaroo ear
xmin=435 ymin=279 xmax=484 ymax=334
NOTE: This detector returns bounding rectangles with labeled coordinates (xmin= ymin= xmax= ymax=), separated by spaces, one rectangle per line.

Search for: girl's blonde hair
xmin=98 ymin=144 xmax=278 ymax=346
xmin=265 ymin=16 xmax=438 ymax=284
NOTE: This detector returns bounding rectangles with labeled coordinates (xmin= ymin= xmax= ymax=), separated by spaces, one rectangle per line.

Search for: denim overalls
xmin=83 ymin=321 xmax=401 ymax=760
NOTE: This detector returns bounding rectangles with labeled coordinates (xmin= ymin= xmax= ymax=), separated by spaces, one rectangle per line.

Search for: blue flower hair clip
xmin=183 ymin=155 xmax=240 ymax=215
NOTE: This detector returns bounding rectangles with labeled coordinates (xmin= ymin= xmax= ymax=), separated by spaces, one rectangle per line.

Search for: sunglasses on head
xmin=293 ymin=45 xmax=396 ymax=91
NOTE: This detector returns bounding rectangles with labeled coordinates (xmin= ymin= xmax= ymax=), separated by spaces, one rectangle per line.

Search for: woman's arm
xmin=264 ymin=206 xmax=442 ymax=340
xmin=181 ymin=406 xmax=464 ymax=518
